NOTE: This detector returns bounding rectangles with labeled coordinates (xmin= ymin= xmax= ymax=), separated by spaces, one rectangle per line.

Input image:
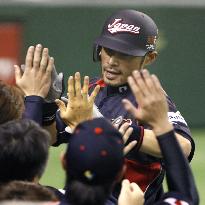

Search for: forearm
xmin=43 ymin=122 xmax=57 ymax=145
xmin=157 ymin=130 xmax=199 ymax=205
xmin=139 ymin=129 xmax=191 ymax=158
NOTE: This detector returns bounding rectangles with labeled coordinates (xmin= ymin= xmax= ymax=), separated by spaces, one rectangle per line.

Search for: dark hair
xmin=0 ymin=119 xmax=50 ymax=183
xmin=0 ymin=81 xmax=24 ymax=124
xmin=67 ymin=180 xmax=111 ymax=205
xmin=0 ymin=181 xmax=57 ymax=202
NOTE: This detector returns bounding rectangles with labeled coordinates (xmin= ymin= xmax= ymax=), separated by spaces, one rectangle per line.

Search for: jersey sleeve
xmin=166 ymin=96 xmax=195 ymax=161
xmin=52 ymin=110 xmax=72 ymax=146
xmin=154 ymin=131 xmax=199 ymax=205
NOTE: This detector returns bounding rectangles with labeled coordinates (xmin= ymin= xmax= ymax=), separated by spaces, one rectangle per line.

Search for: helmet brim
xmin=94 ymin=35 xmax=147 ymax=57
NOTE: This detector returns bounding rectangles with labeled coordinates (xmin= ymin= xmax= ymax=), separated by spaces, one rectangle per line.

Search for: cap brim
xmin=94 ymin=35 xmax=147 ymax=57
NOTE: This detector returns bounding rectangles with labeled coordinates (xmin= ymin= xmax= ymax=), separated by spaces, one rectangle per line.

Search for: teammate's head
xmin=93 ymin=9 xmax=158 ymax=86
xmin=0 ymin=119 xmax=50 ymax=184
xmin=0 ymin=80 xmax=24 ymax=124
xmin=0 ymin=181 xmax=57 ymax=202
xmin=62 ymin=118 xmax=125 ymax=205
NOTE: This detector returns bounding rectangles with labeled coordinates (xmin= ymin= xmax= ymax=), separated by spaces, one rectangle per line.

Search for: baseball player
xmin=52 ymin=10 xmax=195 ymax=204
xmin=65 ymin=10 xmax=194 ymax=203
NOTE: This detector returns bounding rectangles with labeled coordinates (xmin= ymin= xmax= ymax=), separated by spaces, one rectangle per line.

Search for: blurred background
xmin=0 ymin=0 xmax=204 ymax=203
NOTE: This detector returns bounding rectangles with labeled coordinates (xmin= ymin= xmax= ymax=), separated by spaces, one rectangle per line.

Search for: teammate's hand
xmin=55 ymin=72 xmax=100 ymax=130
xmin=117 ymin=122 xmax=137 ymax=155
xmin=15 ymin=44 xmax=53 ymax=98
xmin=122 ymin=69 xmax=173 ymax=135
xmin=118 ymin=179 xmax=144 ymax=205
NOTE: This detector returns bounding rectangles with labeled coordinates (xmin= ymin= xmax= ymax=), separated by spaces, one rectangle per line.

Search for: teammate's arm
xmin=123 ymin=69 xmax=191 ymax=158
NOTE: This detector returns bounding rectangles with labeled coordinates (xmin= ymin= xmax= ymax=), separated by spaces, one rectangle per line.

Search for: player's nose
xmin=108 ymin=55 xmax=119 ymax=66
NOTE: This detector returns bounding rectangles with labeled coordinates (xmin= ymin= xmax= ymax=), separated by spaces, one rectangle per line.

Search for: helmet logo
xmin=108 ymin=18 xmax=140 ymax=35
xmin=146 ymin=36 xmax=157 ymax=50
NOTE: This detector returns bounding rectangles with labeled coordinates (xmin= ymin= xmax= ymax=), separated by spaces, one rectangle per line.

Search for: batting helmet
xmin=93 ymin=9 xmax=158 ymax=61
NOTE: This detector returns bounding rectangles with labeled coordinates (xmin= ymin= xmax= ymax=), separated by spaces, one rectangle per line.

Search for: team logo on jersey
xmin=168 ymin=111 xmax=188 ymax=126
xmin=119 ymin=85 xmax=128 ymax=93
xmin=108 ymin=18 xmax=140 ymax=34
xmin=111 ymin=116 xmax=133 ymax=128
xmin=164 ymin=197 xmax=189 ymax=205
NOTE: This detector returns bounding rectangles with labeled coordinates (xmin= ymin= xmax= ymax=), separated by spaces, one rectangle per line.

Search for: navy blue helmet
xmin=93 ymin=9 xmax=158 ymax=61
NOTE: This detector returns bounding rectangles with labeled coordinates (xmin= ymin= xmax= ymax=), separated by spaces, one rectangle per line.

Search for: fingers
xmin=118 ymin=122 xmax=130 ymax=135
xmin=121 ymin=179 xmax=144 ymax=195
xmin=25 ymin=44 xmax=51 ymax=72
xmin=123 ymin=126 xmax=133 ymax=144
xmin=118 ymin=122 xmax=133 ymax=143
xmin=14 ymin=65 xmax=22 ymax=82
xmin=130 ymin=182 xmax=144 ymax=194
xmin=33 ymin=44 xmax=43 ymax=69
xmin=25 ymin=46 xmax=35 ymax=69
xmin=75 ymin=72 xmax=82 ymax=99
xmin=89 ymin=85 xmax=100 ymax=104
xmin=82 ymin=76 xmax=89 ymax=102
xmin=122 ymin=99 xmax=138 ymax=119
xmin=127 ymin=75 xmax=144 ymax=104
xmin=137 ymin=69 xmax=155 ymax=96
xmin=46 ymin=57 xmax=54 ymax=74
xmin=40 ymin=48 xmax=49 ymax=70
xmin=67 ymin=76 xmax=74 ymax=101
xmin=124 ymin=140 xmax=137 ymax=155
xmin=55 ymin=99 xmax=66 ymax=112
xmin=130 ymin=69 xmax=157 ymax=100
xmin=121 ymin=179 xmax=130 ymax=190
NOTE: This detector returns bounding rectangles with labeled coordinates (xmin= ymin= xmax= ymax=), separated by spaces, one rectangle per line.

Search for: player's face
xmin=100 ymin=47 xmax=144 ymax=86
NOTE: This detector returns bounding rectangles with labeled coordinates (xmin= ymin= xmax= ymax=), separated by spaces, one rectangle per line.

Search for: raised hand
xmin=122 ymin=69 xmax=172 ymax=135
xmin=15 ymin=44 xmax=54 ymax=98
xmin=55 ymin=72 xmax=100 ymax=130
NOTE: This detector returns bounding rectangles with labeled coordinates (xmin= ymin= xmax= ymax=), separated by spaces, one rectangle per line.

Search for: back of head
xmin=0 ymin=80 xmax=24 ymax=124
xmin=0 ymin=181 xmax=57 ymax=202
xmin=93 ymin=9 xmax=158 ymax=60
xmin=64 ymin=118 xmax=124 ymax=205
xmin=0 ymin=119 xmax=50 ymax=183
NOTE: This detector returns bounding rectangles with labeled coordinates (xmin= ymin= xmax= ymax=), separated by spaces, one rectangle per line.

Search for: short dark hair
xmin=67 ymin=180 xmax=110 ymax=205
xmin=0 ymin=119 xmax=50 ymax=183
xmin=0 ymin=81 xmax=24 ymax=124
xmin=0 ymin=181 xmax=57 ymax=202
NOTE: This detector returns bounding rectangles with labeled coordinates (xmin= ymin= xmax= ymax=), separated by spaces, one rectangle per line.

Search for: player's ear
xmin=144 ymin=51 xmax=158 ymax=66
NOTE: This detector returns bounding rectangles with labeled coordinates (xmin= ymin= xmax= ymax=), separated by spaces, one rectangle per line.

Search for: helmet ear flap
xmin=93 ymin=45 xmax=102 ymax=62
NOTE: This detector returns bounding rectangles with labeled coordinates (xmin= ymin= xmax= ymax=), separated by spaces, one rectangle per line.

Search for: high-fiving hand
xmin=15 ymin=44 xmax=54 ymax=98
xmin=55 ymin=72 xmax=100 ymax=131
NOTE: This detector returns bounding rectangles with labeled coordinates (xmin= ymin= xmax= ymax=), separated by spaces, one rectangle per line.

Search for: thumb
xmin=55 ymin=99 xmax=66 ymax=113
xmin=122 ymin=99 xmax=139 ymax=119
xmin=14 ymin=65 xmax=22 ymax=82
xmin=121 ymin=179 xmax=130 ymax=190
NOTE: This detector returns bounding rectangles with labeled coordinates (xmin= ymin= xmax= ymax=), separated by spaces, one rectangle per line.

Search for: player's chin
xmin=103 ymin=76 xmax=122 ymax=87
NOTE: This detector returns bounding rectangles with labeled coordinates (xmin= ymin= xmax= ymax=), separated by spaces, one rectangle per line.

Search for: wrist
xmin=153 ymin=121 xmax=173 ymax=136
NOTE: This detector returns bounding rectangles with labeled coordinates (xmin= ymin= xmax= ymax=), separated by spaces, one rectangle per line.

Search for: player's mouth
xmin=104 ymin=68 xmax=121 ymax=80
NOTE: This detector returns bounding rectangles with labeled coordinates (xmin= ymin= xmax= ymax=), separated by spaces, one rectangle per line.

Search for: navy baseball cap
xmin=65 ymin=118 xmax=124 ymax=185
xmin=94 ymin=9 xmax=158 ymax=59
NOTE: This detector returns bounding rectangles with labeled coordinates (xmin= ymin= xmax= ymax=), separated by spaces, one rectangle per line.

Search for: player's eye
xmin=103 ymin=47 xmax=133 ymax=59
xmin=104 ymin=47 xmax=115 ymax=56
